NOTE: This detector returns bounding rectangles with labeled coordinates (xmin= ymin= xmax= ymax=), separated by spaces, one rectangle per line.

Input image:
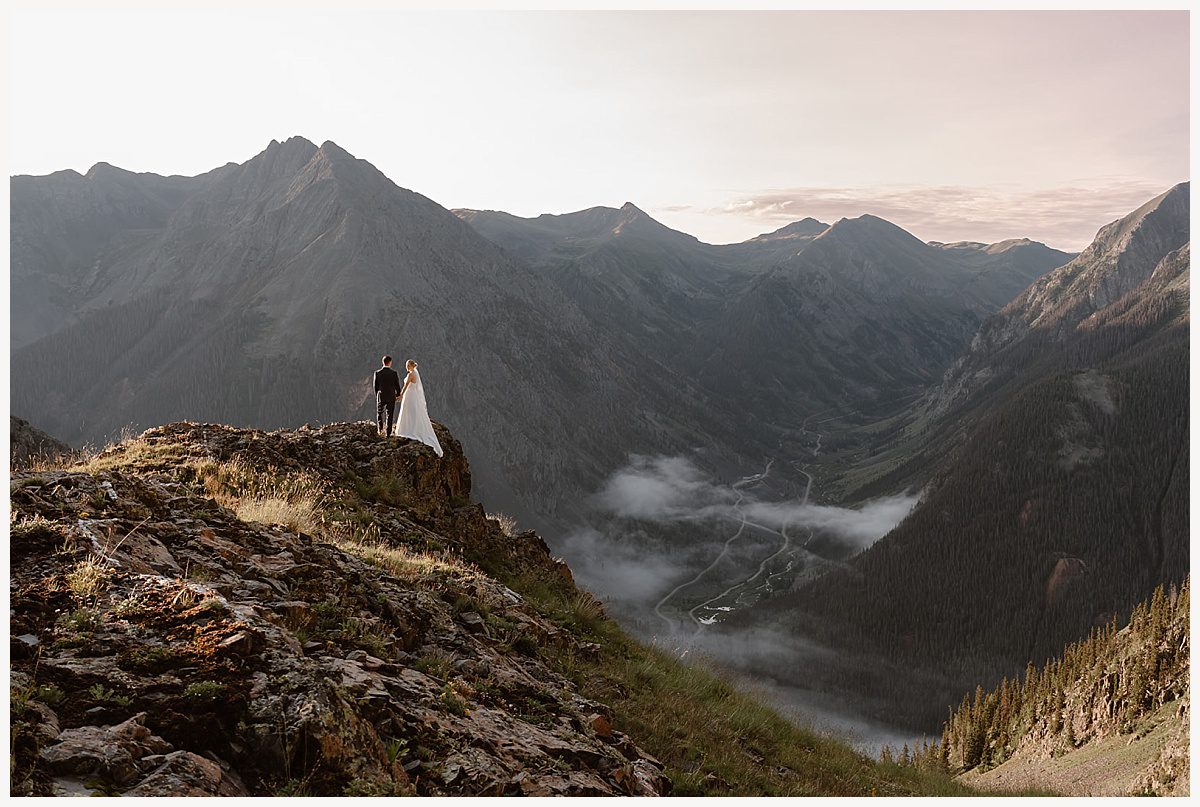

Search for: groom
xmin=374 ymin=355 xmax=403 ymax=436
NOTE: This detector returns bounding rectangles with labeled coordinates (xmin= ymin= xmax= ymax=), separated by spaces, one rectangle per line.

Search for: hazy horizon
xmin=7 ymin=5 xmax=1189 ymax=251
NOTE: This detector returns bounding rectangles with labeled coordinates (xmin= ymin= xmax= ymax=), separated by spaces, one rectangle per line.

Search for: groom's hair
xmin=382 ymin=355 xmax=393 ymax=365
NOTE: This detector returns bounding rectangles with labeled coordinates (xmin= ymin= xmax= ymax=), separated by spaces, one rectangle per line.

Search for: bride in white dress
xmin=393 ymin=360 xmax=443 ymax=457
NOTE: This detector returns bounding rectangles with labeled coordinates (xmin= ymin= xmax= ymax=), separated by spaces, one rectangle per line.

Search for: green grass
xmin=565 ymin=633 xmax=973 ymax=796
xmin=183 ymin=680 xmax=225 ymax=700
xmin=437 ymin=682 xmax=470 ymax=717
xmin=86 ymin=683 xmax=132 ymax=707
xmin=412 ymin=648 xmax=454 ymax=680
xmin=57 ymin=607 xmax=104 ymax=633
xmin=497 ymin=569 xmax=973 ymax=796
xmin=352 ymin=473 xmax=410 ymax=507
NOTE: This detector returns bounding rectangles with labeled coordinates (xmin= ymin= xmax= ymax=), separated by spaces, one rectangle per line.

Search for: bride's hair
xmin=406 ymin=359 xmax=418 ymax=370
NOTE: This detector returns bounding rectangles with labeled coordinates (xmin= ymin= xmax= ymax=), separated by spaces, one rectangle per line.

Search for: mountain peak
xmin=983 ymin=237 xmax=1038 ymax=254
xmin=259 ymin=135 xmax=319 ymax=166
xmin=999 ymin=182 xmax=1190 ymax=331
xmin=317 ymin=139 xmax=355 ymax=162
xmin=750 ymin=217 xmax=829 ymax=242
xmin=820 ymin=213 xmax=920 ymax=246
xmin=1082 ymin=181 xmax=1189 ymax=264
xmin=268 ymin=135 xmax=317 ymax=151
xmin=84 ymin=161 xmax=128 ymax=180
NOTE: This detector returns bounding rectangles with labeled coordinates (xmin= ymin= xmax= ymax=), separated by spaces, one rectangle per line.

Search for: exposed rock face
xmin=951 ymin=583 xmax=1190 ymax=796
xmin=9 ymin=422 xmax=669 ymax=796
xmin=10 ymin=416 xmax=72 ymax=469
xmin=933 ymin=182 xmax=1189 ymax=414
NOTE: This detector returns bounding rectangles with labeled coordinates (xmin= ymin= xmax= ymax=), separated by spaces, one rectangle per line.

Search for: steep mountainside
xmin=933 ymin=182 xmax=1190 ymax=415
xmin=730 ymin=184 xmax=1189 ymax=729
xmin=457 ymin=203 xmax=744 ymax=370
xmin=10 ymin=137 xmax=1071 ymax=545
xmin=9 ymin=165 xmax=205 ymax=348
xmin=948 ymin=581 xmax=1189 ymax=796
xmin=10 ymin=416 xmax=72 ymax=469
xmin=9 ymin=421 xmax=969 ymax=797
xmin=458 ymin=205 xmax=1072 ymax=423
xmin=10 ymin=139 xmax=744 ymax=531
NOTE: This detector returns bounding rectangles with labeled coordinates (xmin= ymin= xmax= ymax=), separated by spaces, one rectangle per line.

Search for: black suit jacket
xmin=374 ymin=366 xmax=403 ymax=402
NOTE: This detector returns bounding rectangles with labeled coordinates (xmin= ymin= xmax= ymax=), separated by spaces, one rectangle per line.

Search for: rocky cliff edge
xmin=9 ymin=421 xmax=669 ymax=796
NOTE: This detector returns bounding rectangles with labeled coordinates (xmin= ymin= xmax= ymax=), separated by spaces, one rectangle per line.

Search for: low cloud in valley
xmin=594 ymin=454 xmax=918 ymax=550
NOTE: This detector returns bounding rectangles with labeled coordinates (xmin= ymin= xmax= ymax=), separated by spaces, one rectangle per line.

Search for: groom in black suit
xmin=374 ymin=355 xmax=403 ymax=436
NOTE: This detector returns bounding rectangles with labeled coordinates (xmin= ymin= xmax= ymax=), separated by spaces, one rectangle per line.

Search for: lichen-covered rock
xmin=9 ymin=421 xmax=667 ymax=796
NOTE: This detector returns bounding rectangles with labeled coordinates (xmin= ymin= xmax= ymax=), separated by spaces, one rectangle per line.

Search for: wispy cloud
xmin=741 ymin=496 xmax=921 ymax=550
xmin=593 ymin=454 xmax=917 ymax=550
xmin=594 ymin=454 xmax=735 ymax=521
xmin=703 ymin=179 xmax=1174 ymax=250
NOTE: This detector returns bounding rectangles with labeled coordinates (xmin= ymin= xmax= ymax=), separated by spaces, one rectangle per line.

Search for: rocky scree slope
xmin=9 ymin=421 xmax=955 ymax=797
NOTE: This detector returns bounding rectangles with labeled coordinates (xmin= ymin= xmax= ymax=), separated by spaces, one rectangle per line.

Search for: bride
xmin=393 ymin=359 xmax=443 ymax=457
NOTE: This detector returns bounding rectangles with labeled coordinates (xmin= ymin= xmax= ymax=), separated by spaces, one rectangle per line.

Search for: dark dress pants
xmin=377 ymin=397 xmax=397 ymax=435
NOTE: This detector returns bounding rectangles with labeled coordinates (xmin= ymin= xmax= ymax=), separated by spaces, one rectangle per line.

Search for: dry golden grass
xmin=77 ymin=438 xmax=187 ymax=474
xmin=234 ymin=496 xmax=324 ymax=535
xmin=65 ymin=556 xmax=112 ymax=602
xmin=568 ymin=591 xmax=606 ymax=632
xmin=200 ymin=458 xmax=327 ymax=503
xmin=188 ymin=457 xmax=331 ymax=536
xmin=332 ymin=533 xmax=476 ymax=583
xmin=23 ymin=451 xmax=78 ymax=473
xmin=486 ymin=512 xmax=518 ymax=536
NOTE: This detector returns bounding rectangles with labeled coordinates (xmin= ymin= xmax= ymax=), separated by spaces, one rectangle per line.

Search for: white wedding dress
xmin=393 ymin=369 xmax=443 ymax=457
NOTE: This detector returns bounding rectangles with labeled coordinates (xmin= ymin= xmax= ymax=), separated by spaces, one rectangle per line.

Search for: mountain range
xmin=8 ymin=137 xmax=1189 ymax=790
xmin=457 ymin=203 xmax=1072 ymax=422
xmin=11 ymin=138 xmax=738 ymax=529
xmin=722 ymin=182 xmax=1190 ymax=729
xmin=10 ymin=137 xmax=1070 ymax=534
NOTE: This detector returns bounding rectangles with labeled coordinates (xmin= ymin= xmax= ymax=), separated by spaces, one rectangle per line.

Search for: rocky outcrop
xmin=9 ymin=422 xmax=669 ymax=796
xmin=946 ymin=581 xmax=1189 ymax=796
xmin=10 ymin=416 xmax=71 ymax=469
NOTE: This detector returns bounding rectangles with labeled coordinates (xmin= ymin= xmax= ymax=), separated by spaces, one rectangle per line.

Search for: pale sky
xmin=5 ymin=4 xmax=1190 ymax=250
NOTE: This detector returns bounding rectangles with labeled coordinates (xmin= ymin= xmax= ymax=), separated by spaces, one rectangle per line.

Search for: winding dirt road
xmin=655 ymin=409 xmax=831 ymax=633
xmin=652 ymin=459 xmax=772 ymax=629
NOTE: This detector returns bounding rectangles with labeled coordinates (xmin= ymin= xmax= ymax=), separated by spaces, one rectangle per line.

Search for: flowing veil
xmin=393 ymin=369 xmax=443 ymax=457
